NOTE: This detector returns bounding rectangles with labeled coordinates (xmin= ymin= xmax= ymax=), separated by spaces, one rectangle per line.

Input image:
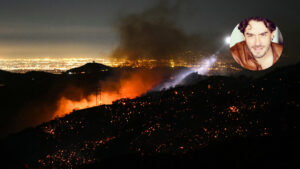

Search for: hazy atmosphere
xmin=0 ymin=0 xmax=299 ymax=64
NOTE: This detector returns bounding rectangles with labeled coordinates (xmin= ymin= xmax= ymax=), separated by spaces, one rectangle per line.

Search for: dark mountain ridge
xmin=1 ymin=62 xmax=299 ymax=168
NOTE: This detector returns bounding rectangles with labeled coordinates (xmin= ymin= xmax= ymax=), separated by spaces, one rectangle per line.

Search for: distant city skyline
xmin=0 ymin=56 xmax=241 ymax=74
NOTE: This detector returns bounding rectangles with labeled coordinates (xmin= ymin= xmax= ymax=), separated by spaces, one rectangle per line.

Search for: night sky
xmin=0 ymin=0 xmax=299 ymax=63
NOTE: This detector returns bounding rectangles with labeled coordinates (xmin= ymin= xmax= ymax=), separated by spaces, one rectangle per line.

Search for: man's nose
xmin=255 ymin=36 xmax=261 ymax=46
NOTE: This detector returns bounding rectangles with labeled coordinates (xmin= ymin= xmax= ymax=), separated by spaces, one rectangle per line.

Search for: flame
xmin=54 ymin=95 xmax=96 ymax=118
xmin=53 ymin=71 xmax=163 ymax=118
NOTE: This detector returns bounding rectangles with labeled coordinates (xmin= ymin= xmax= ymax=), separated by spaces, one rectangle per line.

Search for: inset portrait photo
xmin=230 ymin=17 xmax=283 ymax=71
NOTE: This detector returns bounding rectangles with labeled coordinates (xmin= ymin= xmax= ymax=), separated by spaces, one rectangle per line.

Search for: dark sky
xmin=0 ymin=0 xmax=299 ymax=62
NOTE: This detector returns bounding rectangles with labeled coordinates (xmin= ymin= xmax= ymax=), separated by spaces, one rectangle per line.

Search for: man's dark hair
xmin=238 ymin=16 xmax=276 ymax=34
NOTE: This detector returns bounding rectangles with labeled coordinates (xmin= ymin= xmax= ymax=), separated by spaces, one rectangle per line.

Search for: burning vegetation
xmin=53 ymin=68 xmax=166 ymax=118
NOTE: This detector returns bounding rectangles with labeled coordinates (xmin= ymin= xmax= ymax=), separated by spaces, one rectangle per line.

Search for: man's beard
xmin=249 ymin=45 xmax=271 ymax=59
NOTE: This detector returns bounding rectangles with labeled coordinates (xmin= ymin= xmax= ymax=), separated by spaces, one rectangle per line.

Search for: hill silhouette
xmin=1 ymin=63 xmax=299 ymax=168
xmin=0 ymin=69 xmax=13 ymax=76
xmin=0 ymin=63 xmax=176 ymax=138
xmin=0 ymin=63 xmax=113 ymax=138
xmin=65 ymin=62 xmax=112 ymax=75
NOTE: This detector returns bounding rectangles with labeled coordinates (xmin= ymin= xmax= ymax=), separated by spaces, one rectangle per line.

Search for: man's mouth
xmin=253 ymin=46 xmax=264 ymax=53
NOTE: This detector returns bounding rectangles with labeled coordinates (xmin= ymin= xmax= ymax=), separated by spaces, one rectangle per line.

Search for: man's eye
xmin=247 ymin=35 xmax=253 ymax=37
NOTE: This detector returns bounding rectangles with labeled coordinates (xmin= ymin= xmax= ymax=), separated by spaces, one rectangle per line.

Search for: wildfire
xmin=53 ymin=70 xmax=163 ymax=118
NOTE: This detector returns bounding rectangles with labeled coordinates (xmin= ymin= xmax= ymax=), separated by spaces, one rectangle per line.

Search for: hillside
xmin=65 ymin=62 xmax=112 ymax=75
xmin=1 ymin=63 xmax=300 ymax=168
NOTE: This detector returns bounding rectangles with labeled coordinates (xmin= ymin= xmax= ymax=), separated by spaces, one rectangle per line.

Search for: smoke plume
xmin=111 ymin=1 xmax=202 ymax=65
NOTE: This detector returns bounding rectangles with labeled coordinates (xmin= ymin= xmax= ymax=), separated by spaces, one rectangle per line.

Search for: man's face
xmin=244 ymin=20 xmax=274 ymax=58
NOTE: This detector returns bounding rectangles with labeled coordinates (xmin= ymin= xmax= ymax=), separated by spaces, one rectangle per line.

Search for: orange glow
xmin=228 ymin=106 xmax=239 ymax=113
xmin=54 ymin=95 xmax=96 ymax=118
xmin=53 ymin=70 xmax=163 ymax=118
